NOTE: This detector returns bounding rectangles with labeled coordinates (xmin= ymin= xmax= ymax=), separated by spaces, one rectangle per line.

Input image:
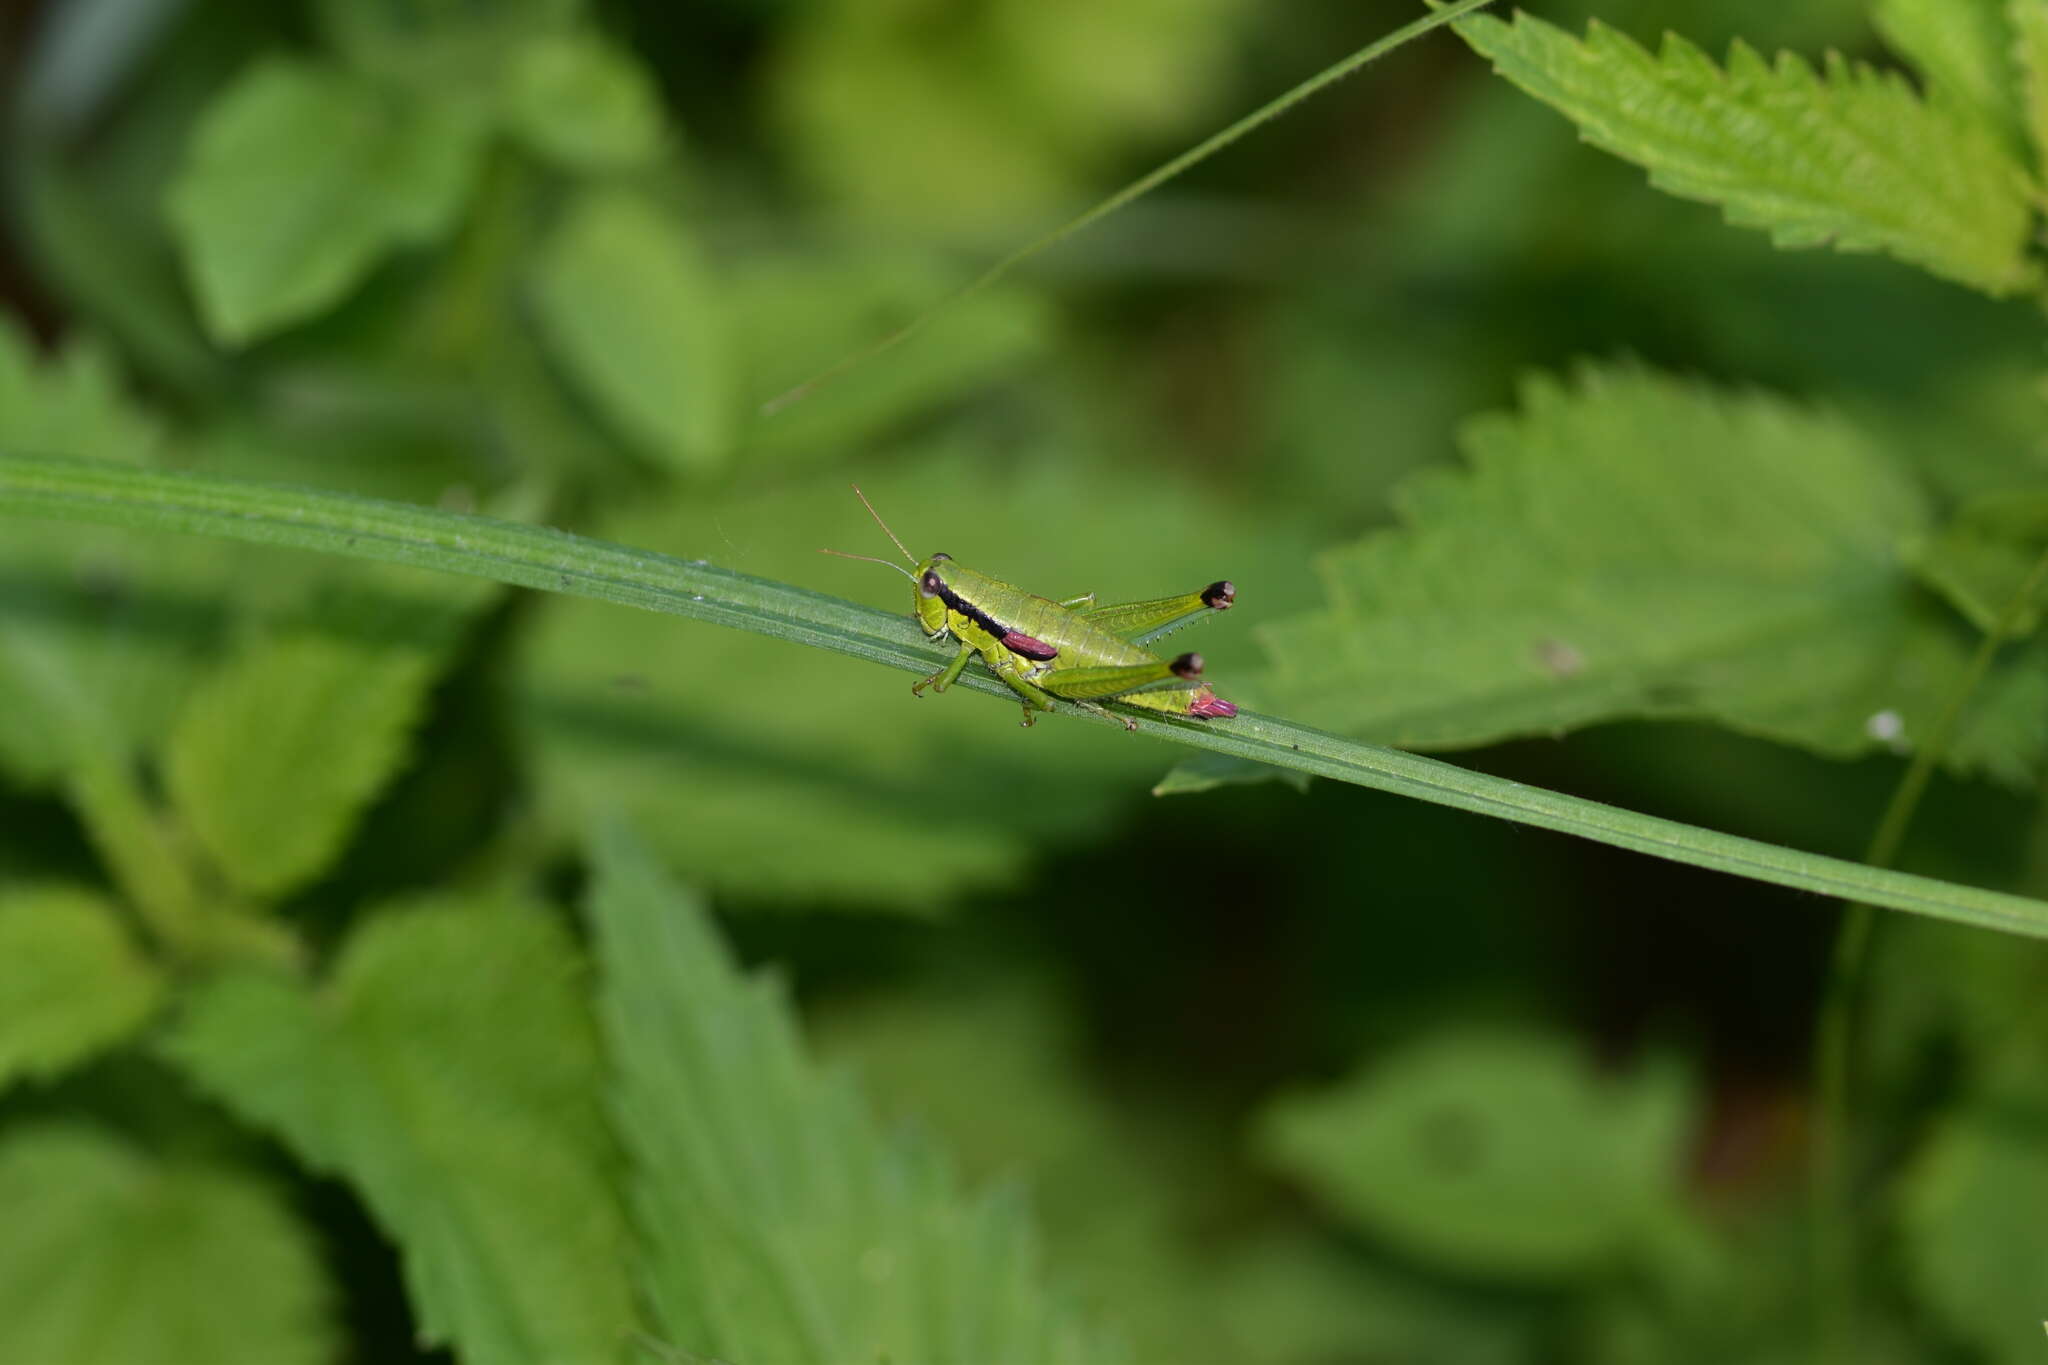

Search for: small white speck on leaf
xmin=1866 ymin=709 xmax=1905 ymax=744
xmin=1534 ymin=637 xmax=1585 ymax=678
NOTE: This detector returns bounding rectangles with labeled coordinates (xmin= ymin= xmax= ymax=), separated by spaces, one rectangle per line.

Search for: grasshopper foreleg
xmin=913 ymin=643 xmax=975 ymax=697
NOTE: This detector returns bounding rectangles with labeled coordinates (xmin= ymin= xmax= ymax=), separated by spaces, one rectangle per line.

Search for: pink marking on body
xmin=1187 ymin=692 xmax=1238 ymax=719
xmin=1002 ymin=631 xmax=1059 ymax=661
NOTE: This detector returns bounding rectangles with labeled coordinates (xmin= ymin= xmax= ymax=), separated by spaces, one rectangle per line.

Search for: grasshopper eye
xmin=919 ymin=571 xmax=942 ymax=597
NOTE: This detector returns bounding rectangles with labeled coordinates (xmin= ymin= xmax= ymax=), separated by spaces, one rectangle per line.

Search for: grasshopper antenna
xmin=818 ymin=546 xmax=916 ymax=581
xmin=851 ymin=484 xmax=915 ymax=563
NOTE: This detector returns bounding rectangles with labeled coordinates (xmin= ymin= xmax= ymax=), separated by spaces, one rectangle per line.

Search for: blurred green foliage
xmin=3 ymin=0 xmax=2048 ymax=1360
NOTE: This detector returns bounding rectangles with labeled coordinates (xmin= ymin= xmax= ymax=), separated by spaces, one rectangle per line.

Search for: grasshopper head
xmin=913 ymin=553 xmax=952 ymax=637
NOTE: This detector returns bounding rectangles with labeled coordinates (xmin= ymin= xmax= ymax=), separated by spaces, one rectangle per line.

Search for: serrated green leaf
xmin=0 ymin=884 xmax=162 ymax=1089
xmin=816 ymin=977 xmax=1205 ymax=1358
xmin=1257 ymin=1029 xmax=1697 ymax=1281
xmin=0 ymin=1123 xmax=333 ymax=1365
xmin=1454 ymin=12 xmax=2041 ymax=295
xmin=1875 ymin=0 xmax=2024 ymax=148
xmin=166 ymin=57 xmax=486 ymax=344
xmin=498 ymin=31 xmax=665 ymax=172
xmin=2014 ymin=0 xmax=2048 ymax=172
xmin=813 ymin=978 xmax=1536 ymax=1364
xmin=164 ymin=567 xmax=497 ymax=900
xmin=587 ymin=822 xmax=1116 ymax=1365
xmin=527 ymin=187 xmax=734 ymax=475
xmin=517 ymin=445 xmax=1312 ymax=908
xmin=1258 ymin=364 xmax=2048 ymax=784
xmin=1900 ymin=1093 xmax=2048 ymax=1364
xmin=162 ymin=895 xmax=637 ymax=1365
xmin=0 ymin=317 xmax=157 ymax=466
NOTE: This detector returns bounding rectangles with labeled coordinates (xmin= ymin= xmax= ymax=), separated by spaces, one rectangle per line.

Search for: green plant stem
xmin=6 ymin=450 xmax=2048 ymax=937
xmin=759 ymin=0 xmax=1501 ymax=415
xmin=64 ymin=751 xmax=206 ymax=952
xmin=1810 ymin=542 xmax=2048 ymax=1362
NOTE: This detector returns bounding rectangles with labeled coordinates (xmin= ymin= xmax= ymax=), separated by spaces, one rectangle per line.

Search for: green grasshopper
xmin=826 ymin=489 xmax=1239 ymax=730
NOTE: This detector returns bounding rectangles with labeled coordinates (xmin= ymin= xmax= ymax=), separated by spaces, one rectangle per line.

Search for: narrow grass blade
xmin=5 ymin=451 xmax=2046 ymax=937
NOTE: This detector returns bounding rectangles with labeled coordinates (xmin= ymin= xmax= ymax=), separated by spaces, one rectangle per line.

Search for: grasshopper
xmin=826 ymin=489 xmax=1239 ymax=730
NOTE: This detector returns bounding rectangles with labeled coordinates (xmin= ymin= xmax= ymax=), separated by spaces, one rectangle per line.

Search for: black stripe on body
xmin=926 ymin=571 xmax=1057 ymax=659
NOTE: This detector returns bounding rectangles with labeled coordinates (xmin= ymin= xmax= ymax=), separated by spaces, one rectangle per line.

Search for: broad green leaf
xmin=1256 ymin=1029 xmax=1697 ymax=1280
xmin=163 ymin=895 xmax=637 ymax=1365
xmin=1454 ymin=12 xmax=2041 ymax=295
xmin=1151 ymin=751 xmax=1308 ymax=796
xmin=0 ymin=1123 xmax=333 ymax=1365
xmin=0 ymin=884 xmax=162 ymax=1089
xmin=2014 ymin=0 xmax=2048 ymax=173
xmin=517 ymin=445 xmax=1312 ymax=908
xmin=527 ymin=187 xmax=734 ymax=475
xmin=587 ymin=822 xmax=1115 ymax=1365
xmin=318 ymin=0 xmax=581 ymax=90
xmin=166 ymin=57 xmax=486 ymax=343
xmin=1900 ymin=1091 xmax=2048 ymax=1363
xmin=164 ymin=567 xmax=498 ymax=900
xmin=1874 ymin=0 xmax=2024 ymax=147
xmin=1908 ymin=490 xmax=2048 ymax=634
xmin=498 ymin=31 xmax=665 ymax=172
xmin=771 ymin=0 xmax=1247 ymax=236
xmin=1257 ymin=365 xmax=2048 ymax=785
